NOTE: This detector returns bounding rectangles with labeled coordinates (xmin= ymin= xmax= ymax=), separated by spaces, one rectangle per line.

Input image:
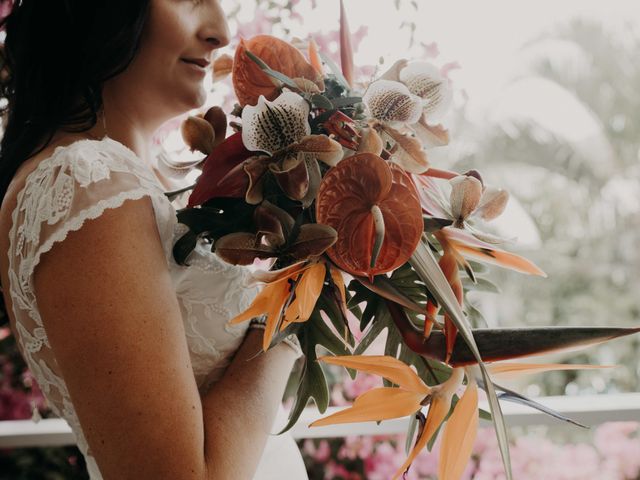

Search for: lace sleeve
xmin=6 ymin=138 xmax=177 ymax=443
xmin=9 ymin=138 xmax=176 ymax=301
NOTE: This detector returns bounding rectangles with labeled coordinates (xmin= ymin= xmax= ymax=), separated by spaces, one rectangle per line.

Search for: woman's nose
xmin=201 ymin=2 xmax=231 ymax=50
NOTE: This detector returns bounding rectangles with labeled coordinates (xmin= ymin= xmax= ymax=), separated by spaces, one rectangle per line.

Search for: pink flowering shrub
xmin=300 ymin=365 xmax=640 ymax=480
xmin=300 ymin=422 xmax=640 ymax=480
xmin=0 ymin=325 xmax=90 ymax=478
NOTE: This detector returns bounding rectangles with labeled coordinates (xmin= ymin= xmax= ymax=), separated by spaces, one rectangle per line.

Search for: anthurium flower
xmin=232 ymin=34 xmax=324 ymax=107
xmin=316 ymin=153 xmax=424 ymax=279
xmin=229 ymin=261 xmax=327 ymax=351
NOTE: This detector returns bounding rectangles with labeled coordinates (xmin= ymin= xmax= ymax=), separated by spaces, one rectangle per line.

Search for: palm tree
xmin=448 ymin=19 xmax=640 ymax=395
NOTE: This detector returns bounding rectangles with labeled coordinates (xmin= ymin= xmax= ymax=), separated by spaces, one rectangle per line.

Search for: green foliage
xmin=348 ymin=265 xmax=451 ymax=387
xmin=277 ymin=297 xmax=354 ymax=434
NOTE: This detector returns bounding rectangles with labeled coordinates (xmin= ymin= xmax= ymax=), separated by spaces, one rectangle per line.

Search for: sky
xmin=287 ymin=0 xmax=640 ymax=111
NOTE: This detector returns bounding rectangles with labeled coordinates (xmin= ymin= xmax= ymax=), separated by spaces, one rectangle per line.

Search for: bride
xmin=0 ymin=1 xmax=308 ymax=479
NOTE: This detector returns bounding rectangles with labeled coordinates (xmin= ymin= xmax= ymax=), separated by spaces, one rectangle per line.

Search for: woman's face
xmin=107 ymin=0 xmax=231 ymax=125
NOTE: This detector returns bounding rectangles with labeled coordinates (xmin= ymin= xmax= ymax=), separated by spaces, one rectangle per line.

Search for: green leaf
xmin=349 ymin=266 xmax=451 ymax=387
xmin=404 ymin=414 xmax=419 ymax=455
xmin=331 ymin=96 xmax=363 ymax=108
xmin=348 ymin=278 xmax=385 ymax=332
xmin=172 ymin=230 xmax=198 ymax=266
xmin=244 ymin=49 xmax=300 ymax=90
xmin=311 ymin=94 xmax=334 ymax=110
xmin=461 ymin=276 xmax=501 ymax=294
xmin=277 ymin=306 xmax=353 ymax=434
xmin=316 ymin=292 xmax=356 ymax=348
xmin=318 ymin=51 xmax=351 ymax=91
xmin=465 ymin=299 xmax=488 ymax=328
xmin=409 ymin=239 xmax=513 ymax=480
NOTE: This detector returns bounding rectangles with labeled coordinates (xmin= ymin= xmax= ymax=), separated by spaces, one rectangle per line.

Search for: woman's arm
xmin=33 ymin=196 xmax=298 ymax=480
xmin=201 ymin=328 xmax=298 ymax=479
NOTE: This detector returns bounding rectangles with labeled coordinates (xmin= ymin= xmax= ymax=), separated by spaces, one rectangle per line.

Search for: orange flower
xmin=311 ymin=355 xmax=610 ymax=480
xmin=232 ymin=35 xmax=323 ymax=107
xmin=228 ymin=262 xmax=326 ymax=351
xmin=309 ymin=355 xmax=431 ymax=427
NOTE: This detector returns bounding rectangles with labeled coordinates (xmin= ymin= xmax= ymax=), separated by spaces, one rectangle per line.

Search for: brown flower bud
xmin=181 ymin=116 xmax=215 ymax=155
xmin=203 ymin=106 xmax=227 ymax=147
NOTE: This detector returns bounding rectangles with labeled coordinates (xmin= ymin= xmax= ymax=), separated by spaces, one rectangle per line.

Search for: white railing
xmin=1 ymin=393 xmax=639 ymax=449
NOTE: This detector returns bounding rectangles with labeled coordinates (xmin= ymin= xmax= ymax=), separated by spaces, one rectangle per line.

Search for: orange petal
xmin=212 ymin=53 xmax=233 ymax=81
xmin=339 ymin=0 xmax=354 ymax=88
xmin=227 ymin=279 xmax=278 ymax=325
xmin=392 ymin=368 xmax=464 ymax=480
xmin=248 ymin=261 xmax=309 ymax=285
xmin=438 ymin=381 xmax=478 ymax=480
xmin=318 ymin=355 xmax=430 ymax=393
xmin=309 ymin=387 xmax=423 ymax=427
xmin=442 ymin=227 xmax=546 ymax=277
xmin=307 ymin=37 xmax=323 ymax=77
xmin=262 ymin=280 xmax=293 ymax=351
xmin=283 ymin=262 xmax=326 ymax=325
xmin=393 ymin=393 xmax=452 ymax=479
xmin=228 ymin=277 xmax=291 ymax=351
xmin=329 ymin=266 xmax=348 ymax=311
xmin=488 ymin=362 xmax=614 ymax=379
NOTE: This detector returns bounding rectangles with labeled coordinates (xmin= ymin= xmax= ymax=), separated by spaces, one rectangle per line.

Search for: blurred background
xmin=2 ymin=0 xmax=639 ymax=478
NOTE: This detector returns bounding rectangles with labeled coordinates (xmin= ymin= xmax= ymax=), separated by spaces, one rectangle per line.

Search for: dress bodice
xmin=5 ymin=137 xmax=304 ymax=479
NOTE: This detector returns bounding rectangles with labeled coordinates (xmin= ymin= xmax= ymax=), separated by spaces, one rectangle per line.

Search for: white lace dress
xmin=7 ymin=137 xmax=308 ymax=479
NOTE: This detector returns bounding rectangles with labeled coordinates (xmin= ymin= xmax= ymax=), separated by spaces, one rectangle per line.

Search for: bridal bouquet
xmin=167 ymin=5 xmax=639 ymax=479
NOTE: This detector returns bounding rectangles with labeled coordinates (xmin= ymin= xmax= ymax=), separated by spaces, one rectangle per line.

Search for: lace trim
xmin=28 ymin=187 xmax=172 ymax=306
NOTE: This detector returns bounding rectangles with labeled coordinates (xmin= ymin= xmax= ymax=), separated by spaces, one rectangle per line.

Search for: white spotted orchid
xmin=358 ymin=59 xmax=453 ymax=173
xmin=225 ymin=90 xmax=343 ymax=206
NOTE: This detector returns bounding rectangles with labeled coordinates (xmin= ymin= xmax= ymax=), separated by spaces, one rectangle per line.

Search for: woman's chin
xmin=175 ymin=83 xmax=207 ymax=112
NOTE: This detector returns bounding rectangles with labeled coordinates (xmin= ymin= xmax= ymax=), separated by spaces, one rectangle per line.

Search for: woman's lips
xmin=181 ymin=58 xmax=210 ymax=68
xmin=181 ymin=58 xmax=208 ymax=75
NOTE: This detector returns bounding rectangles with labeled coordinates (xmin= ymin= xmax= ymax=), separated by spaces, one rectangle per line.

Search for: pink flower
xmin=594 ymin=422 xmax=640 ymax=479
xmin=302 ymin=438 xmax=331 ymax=463
xmin=338 ymin=435 xmax=375 ymax=461
xmin=314 ymin=439 xmax=331 ymax=463
xmin=420 ymin=41 xmax=440 ymax=59
xmin=364 ymin=442 xmax=406 ymax=480
xmin=342 ymin=373 xmax=382 ymax=401
xmin=0 ymin=327 xmax=11 ymax=341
